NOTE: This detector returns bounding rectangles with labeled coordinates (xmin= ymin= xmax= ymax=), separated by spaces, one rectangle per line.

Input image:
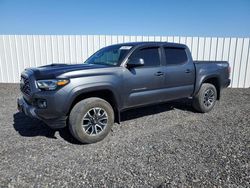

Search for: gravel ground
xmin=0 ymin=83 xmax=249 ymax=187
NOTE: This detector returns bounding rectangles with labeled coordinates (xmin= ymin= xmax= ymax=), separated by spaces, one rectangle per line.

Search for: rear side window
xmin=131 ymin=47 xmax=160 ymax=67
xmin=164 ymin=48 xmax=188 ymax=65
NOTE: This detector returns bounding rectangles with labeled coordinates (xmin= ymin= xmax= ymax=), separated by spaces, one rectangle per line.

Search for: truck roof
xmin=116 ymin=41 xmax=187 ymax=48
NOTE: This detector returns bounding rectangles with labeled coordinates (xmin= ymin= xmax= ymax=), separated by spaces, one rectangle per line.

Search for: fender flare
xmin=194 ymin=74 xmax=221 ymax=96
xmin=63 ymin=83 xmax=122 ymax=123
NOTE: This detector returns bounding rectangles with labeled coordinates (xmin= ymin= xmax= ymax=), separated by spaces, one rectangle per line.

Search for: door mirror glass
xmin=127 ymin=58 xmax=144 ymax=68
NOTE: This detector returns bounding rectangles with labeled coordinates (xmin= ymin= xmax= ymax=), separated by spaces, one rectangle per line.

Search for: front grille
xmin=20 ymin=76 xmax=31 ymax=96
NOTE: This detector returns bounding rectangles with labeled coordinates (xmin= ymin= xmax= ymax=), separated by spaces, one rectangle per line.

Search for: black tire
xmin=69 ymin=97 xmax=114 ymax=144
xmin=192 ymin=83 xmax=217 ymax=113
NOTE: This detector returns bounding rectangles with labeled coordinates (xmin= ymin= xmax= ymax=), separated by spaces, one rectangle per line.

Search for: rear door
xmin=122 ymin=46 xmax=165 ymax=108
xmin=161 ymin=47 xmax=195 ymax=100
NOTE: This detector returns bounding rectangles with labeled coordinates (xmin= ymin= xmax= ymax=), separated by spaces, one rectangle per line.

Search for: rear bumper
xmin=223 ymin=79 xmax=231 ymax=88
xmin=17 ymin=97 xmax=67 ymax=129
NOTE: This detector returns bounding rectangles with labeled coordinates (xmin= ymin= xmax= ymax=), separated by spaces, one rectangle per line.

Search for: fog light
xmin=37 ymin=99 xmax=47 ymax=109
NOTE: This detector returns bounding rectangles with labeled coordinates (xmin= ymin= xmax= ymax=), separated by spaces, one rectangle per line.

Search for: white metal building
xmin=0 ymin=35 xmax=249 ymax=88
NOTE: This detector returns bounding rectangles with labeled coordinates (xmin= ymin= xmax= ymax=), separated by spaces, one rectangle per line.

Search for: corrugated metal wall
xmin=0 ymin=35 xmax=249 ymax=88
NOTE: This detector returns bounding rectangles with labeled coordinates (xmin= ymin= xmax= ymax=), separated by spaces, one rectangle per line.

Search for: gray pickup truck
xmin=18 ymin=42 xmax=230 ymax=143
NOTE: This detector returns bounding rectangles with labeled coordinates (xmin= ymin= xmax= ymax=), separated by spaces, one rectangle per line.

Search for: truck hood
xmin=27 ymin=63 xmax=110 ymax=79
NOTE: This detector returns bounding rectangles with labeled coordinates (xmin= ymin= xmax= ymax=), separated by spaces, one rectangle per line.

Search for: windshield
xmin=85 ymin=45 xmax=133 ymax=66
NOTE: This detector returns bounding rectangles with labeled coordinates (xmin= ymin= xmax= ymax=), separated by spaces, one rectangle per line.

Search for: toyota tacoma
xmin=18 ymin=42 xmax=231 ymax=143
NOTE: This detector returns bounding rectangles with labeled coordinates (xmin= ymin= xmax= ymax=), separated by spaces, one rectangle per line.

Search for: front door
xmin=122 ymin=47 xmax=165 ymax=108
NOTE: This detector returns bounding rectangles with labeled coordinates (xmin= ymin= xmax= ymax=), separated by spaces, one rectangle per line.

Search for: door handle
xmin=154 ymin=71 xmax=164 ymax=76
xmin=185 ymin=69 xmax=191 ymax=73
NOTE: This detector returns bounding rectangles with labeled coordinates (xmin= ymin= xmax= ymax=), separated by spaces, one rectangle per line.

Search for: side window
xmin=131 ymin=47 xmax=160 ymax=67
xmin=164 ymin=48 xmax=188 ymax=65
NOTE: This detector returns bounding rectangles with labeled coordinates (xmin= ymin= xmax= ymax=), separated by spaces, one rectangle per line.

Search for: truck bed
xmin=193 ymin=60 xmax=230 ymax=96
xmin=194 ymin=60 xmax=229 ymax=64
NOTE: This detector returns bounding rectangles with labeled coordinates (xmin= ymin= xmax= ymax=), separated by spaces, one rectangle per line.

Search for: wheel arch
xmin=199 ymin=76 xmax=221 ymax=100
xmin=66 ymin=86 xmax=121 ymax=124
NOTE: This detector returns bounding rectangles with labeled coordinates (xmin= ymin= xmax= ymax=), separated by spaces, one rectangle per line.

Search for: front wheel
xmin=69 ymin=97 xmax=114 ymax=144
xmin=192 ymin=83 xmax=217 ymax=113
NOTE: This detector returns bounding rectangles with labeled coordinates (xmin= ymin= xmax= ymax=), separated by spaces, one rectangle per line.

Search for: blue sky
xmin=0 ymin=0 xmax=249 ymax=37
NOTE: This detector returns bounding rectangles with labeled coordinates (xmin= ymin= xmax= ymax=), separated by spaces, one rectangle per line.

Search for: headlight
xmin=36 ymin=79 xmax=69 ymax=90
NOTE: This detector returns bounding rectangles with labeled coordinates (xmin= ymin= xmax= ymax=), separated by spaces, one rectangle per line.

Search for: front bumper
xmin=17 ymin=97 xmax=67 ymax=129
xmin=17 ymin=97 xmax=40 ymax=119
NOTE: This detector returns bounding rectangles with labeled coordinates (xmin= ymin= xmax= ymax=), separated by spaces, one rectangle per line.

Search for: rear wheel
xmin=69 ymin=97 xmax=114 ymax=144
xmin=192 ymin=83 xmax=217 ymax=113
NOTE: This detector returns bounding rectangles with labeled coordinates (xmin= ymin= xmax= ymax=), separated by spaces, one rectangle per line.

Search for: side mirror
xmin=126 ymin=58 xmax=144 ymax=68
